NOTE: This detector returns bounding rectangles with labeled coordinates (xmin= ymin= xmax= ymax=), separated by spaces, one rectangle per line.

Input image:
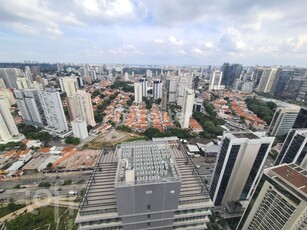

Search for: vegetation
xmin=57 ymin=208 xmax=78 ymax=230
xmin=63 ymin=180 xmax=72 ymax=186
xmin=91 ymin=89 xmax=101 ymax=98
xmin=142 ymin=97 xmax=153 ymax=109
xmin=143 ymin=128 xmax=193 ymax=139
xmin=38 ymin=182 xmax=51 ymax=188
xmin=0 ymin=202 xmax=26 ymax=218
xmin=109 ymin=81 xmax=134 ymax=92
xmin=0 ymin=142 xmax=26 ymax=151
xmin=5 ymin=206 xmax=67 ymax=230
xmin=116 ymin=125 xmax=132 ymax=132
xmin=17 ymin=124 xmax=53 ymax=144
xmin=245 ymin=97 xmax=277 ymax=124
xmin=65 ymin=137 xmax=80 ymax=145
xmin=13 ymin=185 xmax=21 ymax=189
xmin=94 ymin=92 xmax=119 ymax=123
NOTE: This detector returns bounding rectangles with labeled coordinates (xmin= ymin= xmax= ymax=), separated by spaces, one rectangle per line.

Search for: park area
xmin=87 ymin=130 xmax=146 ymax=149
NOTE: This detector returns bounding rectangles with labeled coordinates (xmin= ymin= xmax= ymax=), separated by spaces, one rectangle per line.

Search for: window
xmin=147 ymin=214 xmax=151 ymax=219
xmin=147 ymin=205 xmax=151 ymax=211
xmin=146 ymin=190 xmax=152 ymax=194
xmin=147 ymin=222 xmax=150 ymax=227
xmin=170 ymin=190 xmax=175 ymax=194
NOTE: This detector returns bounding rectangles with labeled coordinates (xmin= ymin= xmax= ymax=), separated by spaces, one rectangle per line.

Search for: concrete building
xmin=0 ymin=89 xmax=16 ymax=106
xmin=71 ymin=118 xmax=88 ymax=140
xmin=38 ymin=89 xmax=69 ymax=134
xmin=76 ymin=141 xmax=214 ymax=229
xmin=240 ymin=81 xmax=254 ymax=93
xmin=0 ymin=68 xmax=23 ymax=89
xmin=16 ymin=76 xmax=31 ymax=89
xmin=293 ymin=108 xmax=307 ymax=128
xmin=59 ymin=77 xmax=78 ymax=97
xmin=210 ymin=131 xmax=275 ymax=206
xmin=209 ymin=71 xmax=223 ymax=91
xmin=176 ymin=77 xmax=190 ymax=107
xmin=267 ymin=106 xmax=300 ymax=137
xmin=153 ymin=79 xmax=162 ymax=100
xmin=257 ymin=68 xmax=278 ymax=93
xmin=67 ymin=90 xmax=96 ymax=127
xmin=237 ymin=164 xmax=307 ymax=230
xmin=161 ymin=88 xmax=168 ymax=110
xmin=139 ymin=78 xmax=147 ymax=97
xmin=181 ymin=89 xmax=195 ymax=129
xmin=0 ymin=99 xmax=19 ymax=143
xmin=0 ymin=78 xmax=6 ymax=89
xmin=134 ymin=82 xmax=142 ymax=103
xmin=14 ymin=89 xmax=46 ymax=128
xmin=167 ymin=77 xmax=178 ymax=103
xmin=274 ymin=129 xmax=307 ymax=169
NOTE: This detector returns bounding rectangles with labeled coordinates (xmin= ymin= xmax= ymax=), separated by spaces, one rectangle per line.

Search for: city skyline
xmin=0 ymin=1 xmax=307 ymax=66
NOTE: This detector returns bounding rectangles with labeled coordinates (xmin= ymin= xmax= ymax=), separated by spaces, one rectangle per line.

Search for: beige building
xmin=59 ymin=77 xmax=78 ymax=96
xmin=237 ymin=163 xmax=307 ymax=230
xmin=257 ymin=67 xmax=278 ymax=93
xmin=67 ymin=90 xmax=96 ymax=127
xmin=0 ymin=89 xmax=16 ymax=106
xmin=0 ymin=98 xmax=19 ymax=143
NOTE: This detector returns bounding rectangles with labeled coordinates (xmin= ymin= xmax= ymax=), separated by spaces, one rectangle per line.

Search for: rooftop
xmin=232 ymin=132 xmax=260 ymax=139
xmin=115 ymin=141 xmax=180 ymax=186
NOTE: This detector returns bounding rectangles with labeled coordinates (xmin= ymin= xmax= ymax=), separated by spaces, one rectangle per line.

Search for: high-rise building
xmin=139 ymin=78 xmax=147 ymax=97
xmin=237 ymin=164 xmax=307 ymax=230
xmin=0 ymin=98 xmax=19 ymax=143
xmin=210 ymin=131 xmax=274 ymax=206
xmin=14 ymin=89 xmax=46 ymax=128
xmin=59 ymin=77 xmax=78 ymax=97
xmin=38 ymin=89 xmax=68 ymax=133
xmin=153 ymin=79 xmax=162 ymax=100
xmin=76 ymin=141 xmax=214 ymax=229
xmin=176 ymin=77 xmax=190 ymax=107
xmin=167 ymin=77 xmax=178 ymax=103
xmin=32 ymin=66 xmax=41 ymax=77
xmin=0 ymin=68 xmax=23 ymax=89
xmin=293 ymin=108 xmax=307 ymax=128
xmin=0 ymin=78 xmax=7 ymax=89
xmin=71 ymin=118 xmax=88 ymax=140
xmin=272 ymin=69 xmax=294 ymax=97
xmin=221 ymin=63 xmax=242 ymax=87
xmin=267 ymin=106 xmax=300 ymax=137
xmin=134 ymin=82 xmax=142 ymax=103
xmin=16 ymin=76 xmax=31 ymax=89
xmin=0 ymin=89 xmax=16 ymax=105
xmin=274 ymin=129 xmax=307 ymax=169
xmin=89 ymin=70 xmax=97 ymax=81
xmin=24 ymin=66 xmax=33 ymax=82
xmin=181 ymin=89 xmax=195 ymax=129
xmin=66 ymin=90 xmax=96 ymax=127
xmin=257 ymin=68 xmax=278 ymax=93
xmin=209 ymin=71 xmax=223 ymax=91
xmin=240 ymin=81 xmax=254 ymax=93
xmin=161 ymin=88 xmax=168 ymax=110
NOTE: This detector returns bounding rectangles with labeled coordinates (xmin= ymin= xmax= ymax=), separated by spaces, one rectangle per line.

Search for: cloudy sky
xmin=0 ymin=0 xmax=307 ymax=66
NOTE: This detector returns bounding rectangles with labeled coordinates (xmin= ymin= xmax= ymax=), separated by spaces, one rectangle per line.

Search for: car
xmin=196 ymin=165 xmax=200 ymax=169
xmin=34 ymin=194 xmax=42 ymax=198
xmin=0 ymin=189 xmax=5 ymax=193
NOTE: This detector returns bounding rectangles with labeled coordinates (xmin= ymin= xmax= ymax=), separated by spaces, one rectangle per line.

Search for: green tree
xmin=65 ymin=137 xmax=80 ymax=145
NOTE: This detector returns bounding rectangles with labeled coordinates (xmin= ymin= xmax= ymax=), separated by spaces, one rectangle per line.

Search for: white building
xmin=240 ymin=81 xmax=254 ymax=93
xmin=209 ymin=70 xmax=223 ymax=91
xmin=67 ymin=90 xmax=96 ymax=127
xmin=0 ymin=98 xmax=19 ymax=143
xmin=124 ymin=72 xmax=129 ymax=81
xmin=16 ymin=76 xmax=31 ymax=89
xmin=268 ymin=106 xmax=300 ymax=137
xmin=210 ymin=131 xmax=275 ymax=207
xmin=0 ymin=89 xmax=16 ymax=106
xmin=168 ymin=76 xmax=178 ymax=103
xmin=153 ymin=79 xmax=162 ymax=100
xmin=176 ymin=76 xmax=190 ymax=106
xmin=71 ymin=118 xmax=88 ymax=140
xmin=59 ymin=77 xmax=78 ymax=97
xmin=139 ymin=78 xmax=147 ymax=97
xmin=0 ymin=68 xmax=23 ymax=89
xmin=237 ymin=164 xmax=307 ymax=230
xmin=14 ymin=89 xmax=46 ymax=128
xmin=0 ymin=78 xmax=6 ymax=89
xmin=181 ymin=88 xmax=195 ymax=128
xmin=257 ymin=67 xmax=278 ymax=93
xmin=134 ymin=82 xmax=142 ymax=103
xmin=38 ymin=89 xmax=69 ymax=134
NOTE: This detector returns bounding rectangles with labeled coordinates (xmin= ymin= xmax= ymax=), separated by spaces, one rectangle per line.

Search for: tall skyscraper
xmin=267 ymin=106 xmax=300 ymax=137
xmin=153 ymin=79 xmax=162 ymax=100
xmin=0 ymin=98 xmax=19 ymax=143
xmin=0 ymin=68 xmax=23 ymax=89
xmin=257 ymin=67 xmax=278 ymax=93
xmin=0 ymin=78 xmax=7 ymax=89
xmin=0 ymin=89 xmax=16 ymax=106
xmin=221 ymin=63 xmax=242 ymax=87
xmin=14 ymin=89 xmax=46 ymax=128
xmin=16 ymin=76 xmax=31 ymax=89
xmin=134 ymin=82 xmax=142 ymax=103
xmin=272 ymin=69 xmax=294 ymax=97
xmin=167 ymin=76 xmax=178 ymax=103
xmin=274 ymin=129 xmax=307 ymax=169
xmin=176 ymin=76 xmax=190 ymax=107
xmin=293 ymin=108 xmax=307 ymax=128
xmin=161 ymin=88 xmax=168 ymax=110
xmin=209 ymin=70 xmax=223 ymax=91
xmin=38 ymin=89 xmax=68 ymax=133
xmin=59 ymin=77 xmax=78 ymax=97
xmin=210 ymin=131 xmax=274 ymax=206
xmin=237 ymin=164 xmax=307 ymax=230
xmin=71 ymin=118 xmax=88 ymax=140
xmin=139 ymin=78 xmax=147 ymax=97
xmin=181 ymin=88 xmax=195 ymax=129
xmin=24 ymin=66 xmax=33 ymax=82
xmin=76 ymin=141 xmax=214 ymax=229
xmin=67 ymin=90 xmax=96 ymax=127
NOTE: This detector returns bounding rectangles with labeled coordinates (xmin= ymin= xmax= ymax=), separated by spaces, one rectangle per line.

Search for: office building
xmin=59 ymin=77 xmax=78 ymax=97
xmin=0 ymin=68 xmax=23 ymax=89
xmin=76 ymin=141 xmax=214 ymax=229
xmin=209 ymin=71 xmax=223 ymax=91
xmin=38 ymin=89 xmax=69 ymax=134
xmin=71 ymin=118 xmax=88 ymax=140
xmin=161 ymin=88 xmax=168 ymax=110
xmin=0 ymin=98 xmax=19 ymax=143
xmin=134 ymin=82 xmax=142 ymax=103
xmin=176 ymin=77 xmax=190 ymax=107
xmin=237 ymin=164 xmax=307 ymax=230
xmin=293 ymin=108 xmax=307 ymax=128
xmin=267 ymin=106 xmax=300 ymax=137
xmin=210 ymin=131 xmax=274 ymax=206
xmin=181 ymin=89 xmax=195 ymax=129
xmin=272 ymin=69 xmax=294 ymax=97
xmin=67 ymin=90 xmax=96 ymax=127
xmin=14 ymin=89 xmax=45 ymax=128
xmin=153 ymin=79 xmax=162 ymax=100
xmin=240 ymin=81 xmax=254 ymax=93
xmin=257 ymin=68 xmax=278 ymax=93
xmin=274 ymin=129 xmax=307 ymax=169
xmin=221 ymin=63 xmax=242 ymax=87
xmin=139 ymin=78 xmax=147 ymax=97
xmin=167 ymin=77 xmax=178 ymax=103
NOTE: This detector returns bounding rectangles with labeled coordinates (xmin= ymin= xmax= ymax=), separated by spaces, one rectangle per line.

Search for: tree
xmin=46 ymin=162 xmax=53 ymax=168
xmin=65 ymin=137 xmax=80 ymax=145
xmin=91 ymin=90 xmax=101 ymax=98
xmin=87 ymin=125 xmax=93 ymax=132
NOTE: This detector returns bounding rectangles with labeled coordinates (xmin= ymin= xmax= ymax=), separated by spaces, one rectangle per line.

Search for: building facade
xmin=71 ymin=118 xmax=88 ymax=140
xmin=59 ymin=77 xmax=78 ymax=97
xmin=134 ymin=82 xmax=142 ymax=103
xmin=209 ymin=71 xmax=223 ymax=91
xmin=257 ymin=68 xmax=278 ymax=93
xmin=0 ymin=99 xmax=19 ymax=143
xmin=140 ymin=78 xmax=147 ymax=97
xmin=153 ymin=80 xmax=162 ymax=100
xmin=181 ymin=89 xmax=195 ymax=129
xmin=293 ymin=108 xmax=307 ymax=129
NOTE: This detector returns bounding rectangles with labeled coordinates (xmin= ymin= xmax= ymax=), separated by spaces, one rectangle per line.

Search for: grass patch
xmin=5 ymin=206 xmax=66 ymax=230
xmin=58 ymin=209 xmax=78 ymax=230
xmin=0 ymin=202 xmax=26 ymax=218
xmin=76 ymin=179 xmax=85 ymax=184
xmin=63 ymin=180 xmax=72 ymax=186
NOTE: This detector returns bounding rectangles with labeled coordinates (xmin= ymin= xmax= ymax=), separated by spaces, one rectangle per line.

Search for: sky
xmin=0 ymin=0 xmax=307 ymax=66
